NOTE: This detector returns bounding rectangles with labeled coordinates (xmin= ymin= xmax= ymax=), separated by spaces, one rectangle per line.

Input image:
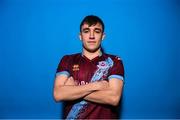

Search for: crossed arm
xmin=53 ymin=75 xmax=123 ymax=106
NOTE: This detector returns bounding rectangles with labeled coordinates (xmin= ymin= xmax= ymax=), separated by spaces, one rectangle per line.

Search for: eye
xmin=83 ymin=30 xmax=89 ymax=33
xmin=95 ymin=30 xmax=101 ymax=33
xmin=82 ymin=28 xmax=89 ymax=33
xmin=94 ymin=28 xmax=102 ymax=34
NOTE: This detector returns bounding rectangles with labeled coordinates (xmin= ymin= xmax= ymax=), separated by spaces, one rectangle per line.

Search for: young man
xmin=53 ymin=15 xmax=124 ymax=119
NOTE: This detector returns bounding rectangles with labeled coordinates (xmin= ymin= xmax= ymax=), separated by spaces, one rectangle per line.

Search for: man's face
xmin=79 ymin=23 xmax=105 ymax=53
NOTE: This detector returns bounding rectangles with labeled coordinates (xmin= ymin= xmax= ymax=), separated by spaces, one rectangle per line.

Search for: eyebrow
xmin=82 ymin=27 xmax=102 ymax=32
xmin=82 ymin=28 xmax=89 ymax=31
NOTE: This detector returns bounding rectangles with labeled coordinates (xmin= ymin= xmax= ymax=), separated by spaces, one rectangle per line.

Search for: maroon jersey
xmin=56 ymin=53 xmax=124 ymax=119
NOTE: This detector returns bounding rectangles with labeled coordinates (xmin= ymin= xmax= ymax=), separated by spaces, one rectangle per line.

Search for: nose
xmin=89 ymin=31 xmax=95 ymax=39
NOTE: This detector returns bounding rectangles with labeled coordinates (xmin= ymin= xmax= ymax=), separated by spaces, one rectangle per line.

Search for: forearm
xmin=84 ymin=88 xmax=121 ymax=106
xmin=54 ymin=85 xmax=92 ymax=101
xmin=84 ymin=78 xmax=124 ymax=106
xmin=54 ymin=82 xmax=102 ymax=101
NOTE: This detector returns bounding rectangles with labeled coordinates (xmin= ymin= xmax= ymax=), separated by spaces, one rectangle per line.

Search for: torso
xmin=61 ymin=53 xmax=120 ymax=119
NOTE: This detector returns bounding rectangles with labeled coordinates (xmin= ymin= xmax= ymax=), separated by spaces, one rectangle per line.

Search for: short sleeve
xmin=56 ymin=55 xmax=70 ymax=77
xmin=108 ymin=56 xmax=124 ymax=81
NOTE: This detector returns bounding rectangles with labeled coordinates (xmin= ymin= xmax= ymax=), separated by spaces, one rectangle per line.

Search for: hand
xmin=65 ymin=76 xmax=77 ymax=86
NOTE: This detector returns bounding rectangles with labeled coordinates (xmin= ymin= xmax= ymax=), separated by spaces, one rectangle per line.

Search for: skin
xmin=80 ymin=23 xmax=105 ymax=55
xmin=53 ymin=22 xmax=123 ymax=106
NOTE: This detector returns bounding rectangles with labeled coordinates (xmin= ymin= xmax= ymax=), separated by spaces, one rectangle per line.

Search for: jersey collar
xmin=81 ymin=50 xmax=103 ymax=61
xmin=81 ymin=50 xmax=102 ymax=57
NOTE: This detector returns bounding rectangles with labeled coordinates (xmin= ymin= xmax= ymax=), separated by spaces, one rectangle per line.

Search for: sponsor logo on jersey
xmin=72 ymin=64 xmax=79 ymax=71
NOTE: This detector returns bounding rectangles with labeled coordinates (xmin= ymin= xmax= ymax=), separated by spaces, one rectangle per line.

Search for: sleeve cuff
xmin=108 ymin=75 xmax=124 ymax=81
xmin=56 ymin=71 xmax=70 ymax=77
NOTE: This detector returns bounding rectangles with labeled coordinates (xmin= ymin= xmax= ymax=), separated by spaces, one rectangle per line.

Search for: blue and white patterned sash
xmin=66 ymin=57 xmax=113 ymax=119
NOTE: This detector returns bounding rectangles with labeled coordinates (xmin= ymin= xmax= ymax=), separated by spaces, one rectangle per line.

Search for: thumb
xmin=69 ymin=76 xmax=74 ymax=80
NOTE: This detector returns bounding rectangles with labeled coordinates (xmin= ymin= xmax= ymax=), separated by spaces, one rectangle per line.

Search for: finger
xmin=68 ymin=76 xmax=73 ymax=80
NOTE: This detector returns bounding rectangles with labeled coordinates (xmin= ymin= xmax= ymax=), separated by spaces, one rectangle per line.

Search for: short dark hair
xmin=80 ymin=15 xmax=105 ymax=32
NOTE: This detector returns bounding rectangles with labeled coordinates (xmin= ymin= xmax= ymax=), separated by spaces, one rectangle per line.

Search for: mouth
xmin=87 ymin=41 xmax=96 ymax=44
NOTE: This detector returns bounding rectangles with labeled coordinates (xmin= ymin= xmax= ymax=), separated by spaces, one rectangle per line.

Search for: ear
xmin=102 ymin=33 xmax=105 ymax=40
xmin=79 ymin=33 xmax=82 ymax=41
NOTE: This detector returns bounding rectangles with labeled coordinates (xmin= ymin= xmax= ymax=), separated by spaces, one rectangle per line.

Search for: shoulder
xmin=103 ymin=53 xmax=122 ymax=62
xmin=61 ymin=53 xmax=81 ymax=61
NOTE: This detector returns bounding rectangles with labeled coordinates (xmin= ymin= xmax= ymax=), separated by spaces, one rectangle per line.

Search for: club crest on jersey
xmin=91 ymin=57 xmax=114 ymax=80
xmin=97 ymin=61 xmax=109 ymax=69
xmin=72 ymin=64 xmax=79 ymax=71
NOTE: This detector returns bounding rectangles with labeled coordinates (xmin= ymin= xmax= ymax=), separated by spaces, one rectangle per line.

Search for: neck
xmin=82 ymin=48 xmax=102 ymax=60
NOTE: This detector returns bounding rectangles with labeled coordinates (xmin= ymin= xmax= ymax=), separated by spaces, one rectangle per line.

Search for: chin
xmin=83 ymin=45 xmax=101 ymax=53
xmin=86 ymin=47 xmax=100 ymax=53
